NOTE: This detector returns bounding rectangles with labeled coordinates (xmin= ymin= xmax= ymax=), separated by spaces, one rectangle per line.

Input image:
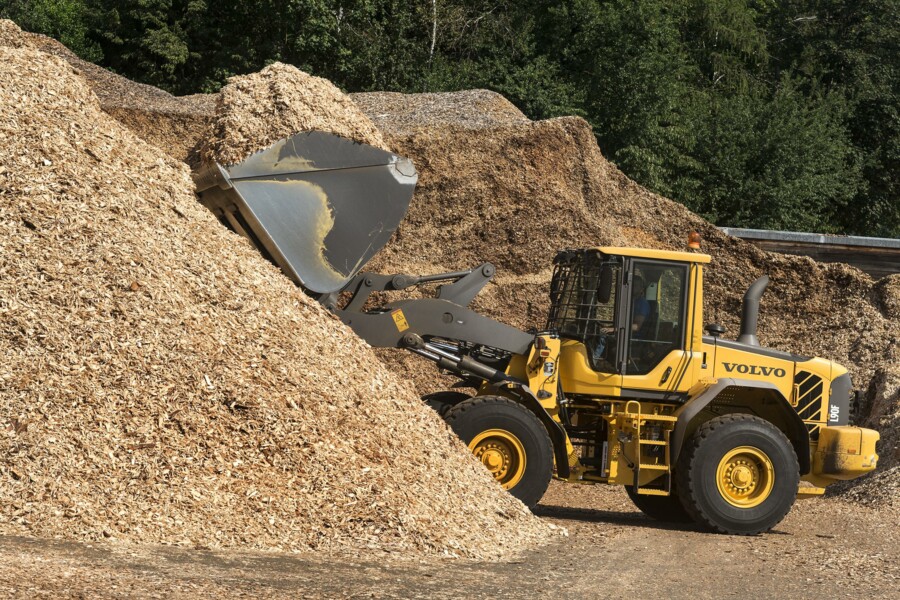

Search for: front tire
xmin=676 ymin=414 xmax=799 ymax=535
xmin=445 ymin=396 xmax=553 ymax=508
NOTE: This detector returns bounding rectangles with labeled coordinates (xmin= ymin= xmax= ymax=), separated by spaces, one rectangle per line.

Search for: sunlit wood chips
xmin=0 ymin=25 xmax=553 ymax=559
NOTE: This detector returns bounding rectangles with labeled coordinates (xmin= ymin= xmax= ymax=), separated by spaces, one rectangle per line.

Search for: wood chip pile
xmin=353 ymin=91 xmax=899 ymax=494
xmin=843 ymin=275 xmax=900 ymax=508
xmin=353 ymin=89 xmax=530 ymax=135
xmin=5 ymin=17 xmax=892 ymax=516
xmin=0 ymin=39 xmax=553 ymax=558
xmin=0 ymin=20 xmax=214 ymax=164
xmin=199 ymin=63 xmax=387 ymax=166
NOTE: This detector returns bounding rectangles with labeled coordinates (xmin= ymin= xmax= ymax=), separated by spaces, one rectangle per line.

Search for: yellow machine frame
xmin=485 ymin=247 xmax=878 ymax=499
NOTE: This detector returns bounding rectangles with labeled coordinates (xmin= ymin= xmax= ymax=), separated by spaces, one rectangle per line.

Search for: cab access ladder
xmin=621 ymin=400 xmax=677 ymax=496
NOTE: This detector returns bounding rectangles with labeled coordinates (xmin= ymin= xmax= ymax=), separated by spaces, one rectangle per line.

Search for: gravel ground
xmin=1 ymin=481 xmax=896 ymax=599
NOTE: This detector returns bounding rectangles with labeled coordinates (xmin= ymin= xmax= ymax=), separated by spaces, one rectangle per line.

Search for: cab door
xmin=616 ymin=259 xmax=697 ymax=399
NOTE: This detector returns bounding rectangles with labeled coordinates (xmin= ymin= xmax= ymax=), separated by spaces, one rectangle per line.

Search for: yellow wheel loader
xmin=193 ymin=133 xmax=879 ymax=535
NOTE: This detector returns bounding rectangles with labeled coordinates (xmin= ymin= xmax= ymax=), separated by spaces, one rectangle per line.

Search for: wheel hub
xmin=729 ymin=463 xmax=755 ymax=489
xmin=716 ymin=446 xmax=775 ymax=508
xmin=479 ymin=446 xmax=506 ymax=474
xmin=468 ymin=429 xmax=527 ymax=490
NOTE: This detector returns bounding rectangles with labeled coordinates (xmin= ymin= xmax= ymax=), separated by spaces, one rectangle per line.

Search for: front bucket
xmin=193 ymin=131 xmax=417 ymax=294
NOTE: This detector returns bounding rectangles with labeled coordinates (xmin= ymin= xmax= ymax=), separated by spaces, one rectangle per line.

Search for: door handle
xmin=660 ymin=366 xmax=672 ymax=384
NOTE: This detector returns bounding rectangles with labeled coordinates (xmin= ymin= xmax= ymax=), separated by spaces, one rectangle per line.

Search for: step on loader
xmin=193 ymin=132 xmax=879 ymax=535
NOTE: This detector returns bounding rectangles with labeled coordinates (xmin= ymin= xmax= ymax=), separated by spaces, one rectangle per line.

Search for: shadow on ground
xmin=533 ymin=504 xmax=701 ymax=532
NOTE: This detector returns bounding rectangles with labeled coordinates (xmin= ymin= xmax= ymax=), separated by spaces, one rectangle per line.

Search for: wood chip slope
xmin=0 ymin=20 xmax=215 ymax=164
xmin=353 ymin=91 xmax=899 ymax=488
xmin=0 ymin=46 xmax=552 ymax=559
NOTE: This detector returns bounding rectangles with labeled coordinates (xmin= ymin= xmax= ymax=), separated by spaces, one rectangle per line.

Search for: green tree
xmin=421 ymin=0 xmax=583 ymax=118
xmin=683 ymin=0 xmax=770 ymax=91
xmin=762 ymin=0 xmax=900 ymax=236
xmin=680 ymin=76 xmax=860 ymax=231
xmin=535 ymin=1 xmax=705 ymax=197
xmin=92 ymin=0 xmax=207 ymax=90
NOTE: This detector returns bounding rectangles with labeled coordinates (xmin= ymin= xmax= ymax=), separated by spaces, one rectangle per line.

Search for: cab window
xmin=626 ymin=263 xmax=687 ymax=375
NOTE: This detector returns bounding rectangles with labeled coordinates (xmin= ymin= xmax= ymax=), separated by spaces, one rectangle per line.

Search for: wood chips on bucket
xmin=198 ymin=63 xmax=387 ymax=166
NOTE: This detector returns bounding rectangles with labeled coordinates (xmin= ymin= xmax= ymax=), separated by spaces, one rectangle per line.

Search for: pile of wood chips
xmin=0 ymin=21 xmax=214 ymax=164
xmin=4 ymin=17 xmax=894 ymax=525
xmin=0 ymin=27 xmax=553 ymax=559
xmin=199 ymin=63 xmax=387 ymax=166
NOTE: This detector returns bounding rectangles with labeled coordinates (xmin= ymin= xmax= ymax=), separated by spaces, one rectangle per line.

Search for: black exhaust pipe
xmin=738 ymin=276 xmax=769 ymax=346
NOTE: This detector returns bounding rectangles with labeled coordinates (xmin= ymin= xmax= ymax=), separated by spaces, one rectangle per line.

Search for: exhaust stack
xmin=737 ymin=275 xmax=769 ymax=346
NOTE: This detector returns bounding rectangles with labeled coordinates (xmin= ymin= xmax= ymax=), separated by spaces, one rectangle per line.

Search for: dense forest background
xmin=2 ymin=1 xmax=897 ymax=237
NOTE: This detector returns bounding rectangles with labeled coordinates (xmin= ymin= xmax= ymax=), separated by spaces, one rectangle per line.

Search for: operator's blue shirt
xmin=634 ymin=297 xmax=650 ymax=321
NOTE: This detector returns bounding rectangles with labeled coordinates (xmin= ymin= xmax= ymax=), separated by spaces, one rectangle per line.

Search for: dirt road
xmin=1 ymin=482 xmax=896 ymax=599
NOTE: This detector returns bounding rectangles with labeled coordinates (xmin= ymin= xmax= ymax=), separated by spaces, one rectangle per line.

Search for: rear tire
xmin=625 ymin=486 xmax=693 ymax=523
xmin=445 ymin=396 xmax=553 ymax=508
xmin=676 ymin=414 xmax=799 ymax=535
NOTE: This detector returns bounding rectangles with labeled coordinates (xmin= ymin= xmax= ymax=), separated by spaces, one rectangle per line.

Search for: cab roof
xmin=596 ymin=246 xmax=712 ymax=264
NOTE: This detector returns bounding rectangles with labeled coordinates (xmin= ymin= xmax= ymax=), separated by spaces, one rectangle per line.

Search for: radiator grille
xmin=794 ymin=371 xmax=824 ymax=440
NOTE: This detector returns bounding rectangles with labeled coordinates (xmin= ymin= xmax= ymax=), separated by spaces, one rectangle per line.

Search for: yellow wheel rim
xmin=716 ymin=446 xmax=775 ymax=508
xmin=468 ymin=429 xmax=527 ymax=490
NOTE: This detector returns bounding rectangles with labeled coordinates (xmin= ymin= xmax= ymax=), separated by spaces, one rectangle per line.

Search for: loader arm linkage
xmin=327 ymin=264 xmax=571 ymax=477
xmin=323 ymin=262 xmax=530 ymax=355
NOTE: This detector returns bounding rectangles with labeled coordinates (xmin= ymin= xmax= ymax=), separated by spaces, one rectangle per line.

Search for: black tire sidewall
xmin=447 ymin=398 xmax=553 ymax=508
xmin=684 ymin=418 xmax=798 ymax=534
xmin=625 ymin=486 xmax=693 ymax=523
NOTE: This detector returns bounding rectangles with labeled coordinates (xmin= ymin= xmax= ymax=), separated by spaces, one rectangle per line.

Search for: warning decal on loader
xmin=391 ymin=309 xmax=410 ymax=332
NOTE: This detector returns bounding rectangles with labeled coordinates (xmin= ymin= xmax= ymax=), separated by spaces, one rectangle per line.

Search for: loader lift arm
xmin=324 ymin=263 xmax=531 ymax=355
xmin=326 ymin=263 xmax=572 ymax=478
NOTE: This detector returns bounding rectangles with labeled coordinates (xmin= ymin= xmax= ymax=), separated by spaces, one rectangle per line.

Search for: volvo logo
xmin=722 ymin=362 xmax=787 ymax=377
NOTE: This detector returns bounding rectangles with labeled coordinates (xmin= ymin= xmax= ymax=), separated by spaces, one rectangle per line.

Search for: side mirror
xmin=705 ymin=323 xmax=726 ymax=338
xmin=597 ymin=265 xmax=613 ymax=304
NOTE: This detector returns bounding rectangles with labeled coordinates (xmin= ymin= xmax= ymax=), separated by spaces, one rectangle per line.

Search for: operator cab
xmin=547 ymin=247 xmax=710 ymax=399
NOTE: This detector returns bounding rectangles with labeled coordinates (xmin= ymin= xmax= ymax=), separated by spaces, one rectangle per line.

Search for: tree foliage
xmin=1 ymin=0 xmax=896 ymax=237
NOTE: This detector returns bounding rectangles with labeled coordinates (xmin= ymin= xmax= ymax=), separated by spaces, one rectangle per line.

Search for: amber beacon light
xmin=688 ymin=230 xmax=702 ymax=249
